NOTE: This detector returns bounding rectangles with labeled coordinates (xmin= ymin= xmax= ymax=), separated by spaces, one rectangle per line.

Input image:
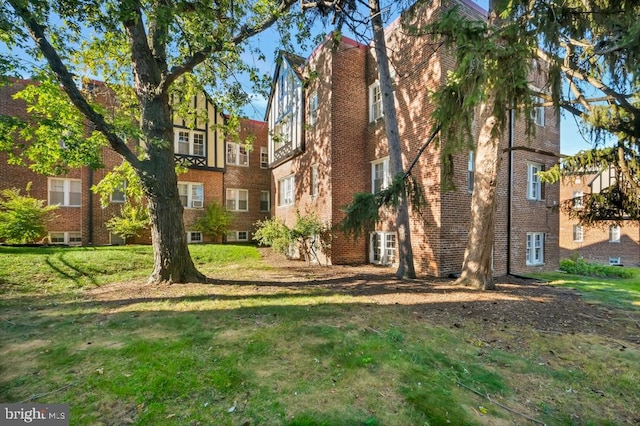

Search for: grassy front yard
xmin=1 ymin=245 xmax=639 ymax=425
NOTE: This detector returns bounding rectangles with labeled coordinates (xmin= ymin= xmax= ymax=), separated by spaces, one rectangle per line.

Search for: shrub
xmin=560 ymin=258 xmax=633 ymax=278
xmin=194 ymin=201 xmax=232 ymax=242
xmin=0 ymin=183 xmax=57 ymax=244
xmin=254 ymin=212 xmax=332 ymax=265
xmin=253 ymin=217 xmax=292 ymax=254
xmin=106 ymin=204 xmax=150 ymax=241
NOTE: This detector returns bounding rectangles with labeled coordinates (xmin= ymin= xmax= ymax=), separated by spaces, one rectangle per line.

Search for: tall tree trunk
xmin=138 ymin=94 xmax=206 ymax=284
xmin=369 ymin=0 xmax=416 ymax=279
xmin=456 ymin=100 xmax=501 ymax=290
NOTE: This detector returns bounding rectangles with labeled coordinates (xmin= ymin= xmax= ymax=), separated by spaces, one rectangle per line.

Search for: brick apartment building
xmin=560 ymin=170 xmax=640 ymax=266
xmin=266 ymin=0 xmax=561 ymax=276
xmin=223 ymin=119 xmax=272 ymax=242
xmin=0 ymin=78 xmax=269 ymax=245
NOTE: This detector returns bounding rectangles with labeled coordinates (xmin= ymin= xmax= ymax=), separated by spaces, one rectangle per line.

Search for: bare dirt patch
xmin=87 ymin=248 xmax=640 ymax=346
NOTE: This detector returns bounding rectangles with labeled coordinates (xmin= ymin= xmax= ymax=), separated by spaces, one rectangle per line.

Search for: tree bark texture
xmin=137 ymin=93 xmax=206 ymax=284
xmin=369 ymin=0 xmax=416 ymax=279
xmin=456 ymin=103 xmax=501 ymax=290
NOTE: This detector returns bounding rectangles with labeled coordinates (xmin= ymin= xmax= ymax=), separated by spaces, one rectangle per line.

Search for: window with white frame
xmin=369 ymin=81 xmax=383 ymax=122
xmin=260 ymin=191 xmax=270 ymax=212
xmin=370 ymin=231 xmax=396 ymax=266
xmin=49 ymin=178 xmax=81 ymax=207
xmin=609 ymin=257 xmax=621 ymax=265
xmin=372 ymin=157 xmax=391 ymax=193
xmin=175 ymin=130 xmax=205 ymax=156
xmin=110 ymin=182 xmax=126 ymax=203
xmin=187 ymin=231 xmax=203 ymax=243
xmin=178 ymin=182 xmax=204 ymax=208
xmin=609 ymin=225 xmax=621 ymax=242
xmin=260 ymin=147 xmax=269 ymax=169
xmin=572 ymin=191 xmax=583 ymax=209
xmin=573 ymin=225 xmax=583 ymax=242
xmin=226 ymin=142 xmax=249 ymax=166
xmin=468 ymin=151 xmax=475 ymax=193
xmin=226 ymin=188 xmax=248 ymax=211
xmin=532 ymin=96 xmax=545 ymax=127
xmin=274 ymin=116 xmax=291 ymax=151
xmin=309 ymin=91 xmax=318 ymax=125
xmin=311 ymin=165 xmax=319 ymax=197
xmin=527 ymin=163 xmax=544 ymax=200
xmin=279 ymin=175 xmax=295 ymax=206
xmin=227 ymin=231 xmax=249 ymax=242
xmin=49 ymin=231 xmax=82 ymax=245
xmin=526 ymin=232 xmax=545 ymax=265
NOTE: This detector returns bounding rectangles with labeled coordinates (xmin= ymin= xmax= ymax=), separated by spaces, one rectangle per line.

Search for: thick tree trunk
xmin=456 ymin=106 xmax=501 ymax=290
xmin=369 ymin=0 xmax=416 ymax=279
xmin=138 ymin=93 xmax=206 ymax=284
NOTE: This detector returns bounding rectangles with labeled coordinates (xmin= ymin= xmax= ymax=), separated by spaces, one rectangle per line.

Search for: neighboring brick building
xmin=559 ymin=170 xmax=640 ymax=266
xmin=0 ymin=78 xmax=231 ymax=245
xmin=266 ymin=0 xmax=561 ymax=276
xmin=223 ymin=119 xmax=272 ymax=242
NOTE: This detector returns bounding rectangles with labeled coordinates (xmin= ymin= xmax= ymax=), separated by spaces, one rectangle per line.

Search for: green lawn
xmin=1 ymin=245 xmax=639 ymax=425
xmin=529 ymin=267 xmax=640 ymax=311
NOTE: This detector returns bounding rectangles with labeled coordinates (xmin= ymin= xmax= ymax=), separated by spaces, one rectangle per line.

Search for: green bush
xmin=560 ymin=258 xmax=633 ymax=278
xmin=106 ymin=203 xmax=150 ymax=241
xmin=194 ymin=201 xmax=232 ymax=242
xmin=253 ymin=217 xmax=292 ymax=254
xmin=0 ymin=183 xmax=58 ymax=244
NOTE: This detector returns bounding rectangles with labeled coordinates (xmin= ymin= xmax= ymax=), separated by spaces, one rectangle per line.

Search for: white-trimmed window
xmin=178 ymin=182 xmax=204 ymax=208
xmin=274 ymin=116 xmax=291 ymax=151
xmin=260 ymin=147 xmax=269 ymax=169
xmin=527 ymin=163 xmax=544 ymax=200
xmin=609 ymin=225 xmax=621 ymax=243
xmin=260 ymin=191 xmax=270 ymax=212
xmin=609 ymin=257 xmax=621 ymax=265
xmin=175 ymin=130 xmax=205 ymax=156
xmin=468 ymin=151 xmax=475 ymax=193
xmin=572 ymin=191 xmax=583 ymax=209
xmin=110 ymin=233 xmax=125 ymax=245
xmin=573 ymin=225 xmax=583 ymax=242
xmin=187 ymin=231 xmax=203 ymax=243
xmin=110 ymin=182 xmax=126 ymax=203
xmin=279 ymin=175 xmax=295 ymax=206
xmin=227 ymin=231 xmax=249 ymax=242
xmin=526 ymin=232 xmax=545 ymax=265
xmin=226 ymin=142 xmax=249 ymax=166
xmin=370 ymin=231 xmax=396 ymax=266
xmin=309 ymin=91 xmax=319 ymax=125
xmin=226 ymin=189 xmax=248 ymax=211
xmin=369 ymin=81 xmax=383 ymax=122
xmin=49 ymin=178 xmax=81 ymax=207
xmin=372 ymin=157 xmax=391 ymax=193
xmin=311 ymin=165 xmax=319 ymax=197
xmin=49 ymin=231 xmax=82 ymax=245
xmin=532 ymin=96 xmax=545 ymax=127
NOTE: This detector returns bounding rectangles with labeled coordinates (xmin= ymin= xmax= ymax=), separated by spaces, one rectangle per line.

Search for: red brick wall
xmin=559 ymin=176 xmax=640 ymax=266
xmin=223 ymin=119 xmax=271 ymax=240
xmin=0 ymin=79 xmax=225 ymax=246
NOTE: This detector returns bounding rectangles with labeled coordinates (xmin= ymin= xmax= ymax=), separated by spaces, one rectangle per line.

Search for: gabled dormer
xmin=172 ymin=91 xmax=225 ymax=171
xmin=266 ymin=52 xmax=305 ymax=166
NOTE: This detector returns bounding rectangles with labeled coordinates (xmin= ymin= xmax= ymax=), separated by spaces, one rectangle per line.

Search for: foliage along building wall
xmin=265 ymin=0 xmax=561 ymax=276
xmin=0 ymin=78 xmax=228 ymax=246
